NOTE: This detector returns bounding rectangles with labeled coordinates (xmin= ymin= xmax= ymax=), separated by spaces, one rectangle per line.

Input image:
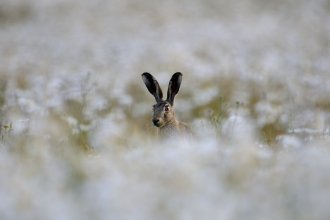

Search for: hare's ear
xmin=141 ymin=72 xmax=163 ymax=103
xmin=166 ymin=72 xmax=182 ymax=106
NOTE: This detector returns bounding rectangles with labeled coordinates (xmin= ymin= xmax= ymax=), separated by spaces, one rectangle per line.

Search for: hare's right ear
xmin=141 ymin=72 xmax=163 ymax=103
xmin=166 ymin=72 xmax=182 ymax=106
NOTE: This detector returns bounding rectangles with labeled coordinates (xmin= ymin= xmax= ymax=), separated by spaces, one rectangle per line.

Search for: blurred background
xmin=1 ymin=0 xmax=330 ymax=219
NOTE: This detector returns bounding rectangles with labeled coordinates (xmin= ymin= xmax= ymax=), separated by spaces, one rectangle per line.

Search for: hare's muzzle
xmin=152 ymin=118 xmax=162 ymax=127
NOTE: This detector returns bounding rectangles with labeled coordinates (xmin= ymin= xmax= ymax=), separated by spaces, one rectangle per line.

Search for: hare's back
xmin=178 ymin=122 xmax=192 ymax=136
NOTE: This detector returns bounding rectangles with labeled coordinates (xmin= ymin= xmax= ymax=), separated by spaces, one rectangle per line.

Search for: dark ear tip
xmin=173 ymin=72 xmax=182 ymax=77
xmin=142 ymin=72 xmax=150 ymax=76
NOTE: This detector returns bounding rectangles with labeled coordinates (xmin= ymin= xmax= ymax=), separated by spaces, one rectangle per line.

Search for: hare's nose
xmin=152 ymin=119 xmax=159 ymax=125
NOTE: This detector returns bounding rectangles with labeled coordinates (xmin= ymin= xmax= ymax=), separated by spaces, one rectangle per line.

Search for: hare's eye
xmin=164 ymin=105 xmax=169 ymax=112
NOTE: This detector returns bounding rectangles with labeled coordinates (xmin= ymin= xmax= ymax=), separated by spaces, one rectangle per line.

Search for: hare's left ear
xmin=141 ymin=72 xmax=163 ymax=103
xmin=166 ymin=72 xmax=182 ymax=106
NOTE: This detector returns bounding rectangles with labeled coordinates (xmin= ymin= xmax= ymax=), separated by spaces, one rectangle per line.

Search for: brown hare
xmin=141 ymin=72 xmax=192 ymax=140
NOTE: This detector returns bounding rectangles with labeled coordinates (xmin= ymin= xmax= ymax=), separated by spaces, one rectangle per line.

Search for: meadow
xmin=1 ymin=0 xmax=330 ymax=219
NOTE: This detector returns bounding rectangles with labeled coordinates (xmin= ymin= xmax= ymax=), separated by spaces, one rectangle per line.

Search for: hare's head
xmin=141 ymin=72 xmax=182 ymax=128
